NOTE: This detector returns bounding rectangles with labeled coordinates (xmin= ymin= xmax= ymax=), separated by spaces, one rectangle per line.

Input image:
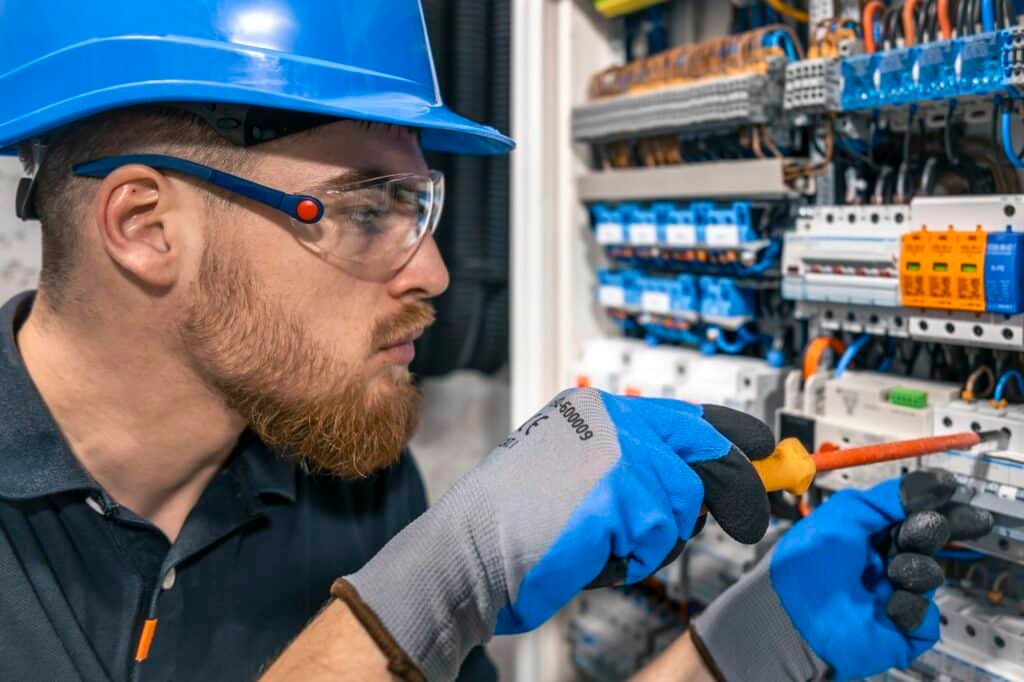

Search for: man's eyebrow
xmin=305 ymin=168 xmax=395 ymax=192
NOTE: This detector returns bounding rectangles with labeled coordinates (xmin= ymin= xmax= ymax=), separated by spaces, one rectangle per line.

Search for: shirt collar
xmin=0 ymin=292 xmax=297 ymax=504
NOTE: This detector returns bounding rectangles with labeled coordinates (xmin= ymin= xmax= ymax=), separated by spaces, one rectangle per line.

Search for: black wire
xmin=903 ymin=107 xmax=915 ymax=164
xmin=927 ymin=0 xmax=940 ymax=39
xmin=884 ymin=6 xmax=903 ymax=44
xmin=945 ymin=101 xmax=960 ymax=164
xmin=957 ymin=0 xmax=971 ymax=33
xmin=1004 ymin=0 xmax=1016 ymax=27
xmin=918 ymin=0 xmax=930 ymax=41
xmin=972 ymin=0 xmax=982 ymax=33
xmin=920 ymin=156 xmax=944 ymax=194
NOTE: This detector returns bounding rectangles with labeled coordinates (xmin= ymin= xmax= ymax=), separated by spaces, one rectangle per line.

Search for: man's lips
xmin=379 ymin=327 xmax=425 ymax=351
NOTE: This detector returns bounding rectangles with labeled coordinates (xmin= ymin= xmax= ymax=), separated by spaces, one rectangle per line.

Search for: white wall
xmin=0 ymin=156 xmax=42 ymax=301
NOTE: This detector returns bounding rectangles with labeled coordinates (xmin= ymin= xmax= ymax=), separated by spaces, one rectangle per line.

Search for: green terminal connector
xmin=888 ymin=387 xmax=928 ymax=409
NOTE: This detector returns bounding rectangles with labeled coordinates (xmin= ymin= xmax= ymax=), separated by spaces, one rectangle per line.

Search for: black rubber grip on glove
xmin=884 ymin=470 xmax=994 ymax=632
xmin=585 ymin=405 xmax=772 ymax=589
xmin=690 ymin=405 xmax=773 ymax=545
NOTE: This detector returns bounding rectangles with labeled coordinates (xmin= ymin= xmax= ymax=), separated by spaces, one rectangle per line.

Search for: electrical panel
xmin=550 ymin=1 xmax=1024 ymax=679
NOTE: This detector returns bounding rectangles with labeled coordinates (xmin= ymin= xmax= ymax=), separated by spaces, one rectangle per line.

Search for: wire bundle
xmin=588 ymin=25 xmax=805 ymax=100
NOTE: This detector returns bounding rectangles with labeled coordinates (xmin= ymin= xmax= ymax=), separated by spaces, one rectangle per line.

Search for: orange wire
xmin=802 ymin=336 xmax=847 ymax=380
xmin=863 ymin=1 xmax=886 ymax=53
xmin=938 ymin=0 xmax=954 ymax=39
xmin=903 ymin=0 xmax=920 ymax=46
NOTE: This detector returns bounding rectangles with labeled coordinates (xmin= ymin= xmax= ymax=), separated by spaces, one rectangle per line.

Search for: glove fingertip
xmin=887 ymin=553 xmax=944 ymax=593
xmin=943 ymin=503 xmax=995 ymax=542
xmin=900 ymin=470 xmax=957 ymax=514
xmin=886 ymin=590 xmax=932 ymax=633
xmin=699 ymin=404 xmax=775 ymax=460
xmin=896 ymin=511 xmax=950 ymax=555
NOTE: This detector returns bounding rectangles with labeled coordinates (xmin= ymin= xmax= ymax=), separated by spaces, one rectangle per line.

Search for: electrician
xmin=0 ymin=2 xmax=992 ymax=681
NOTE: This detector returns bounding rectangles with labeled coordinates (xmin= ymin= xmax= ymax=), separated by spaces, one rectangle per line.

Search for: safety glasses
xmin=73 ymin=154 xmax=445 ymax=280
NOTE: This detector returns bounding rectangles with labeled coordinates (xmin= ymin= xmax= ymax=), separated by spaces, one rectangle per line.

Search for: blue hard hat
xmin=0 ymin=0 xmax=514 ymax=155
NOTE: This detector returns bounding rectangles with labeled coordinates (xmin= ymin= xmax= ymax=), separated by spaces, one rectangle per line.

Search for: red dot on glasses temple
xmin=295 ymin=199 xmax=321 ymax=222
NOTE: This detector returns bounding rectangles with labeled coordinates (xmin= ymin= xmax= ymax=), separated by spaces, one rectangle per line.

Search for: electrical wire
xmin=993 ymin=368 xmax=1024 ymax=406
xmin=936 ymin=548 xmax=987 ymax=561
xmin=1003 ymin=0 xmax=1016 ymax=27
xmin=764 ymin=0 xmax=809 ymax=23
xmin=803 ymin=336 xmax=847 ymax=380
xmin=962 ymin=365 xmax=995 ymax=400
xmin=835 ymin=334 xmax=873 ymax=378
xmin=1001 ymin=104 xmax=1024 ymax=169
xmin=905 ymin=0 xmax=921 ymax=44
xmin=864 ymin=1 xmax=887 ymax=52
xmin=944 ymin=99 xmax=960 ymax=164
xmin=982 ymin=0 xmax=997 ymax=30
xmin=958 ymin=0 xmax=972 ymax=33
xmin=884 ymin=5 xmax=904 ymax=45
xmin=873 ymin=165 xmax=896 ymax=204
xmin=939 ymin=0 xmax=955 ymax=37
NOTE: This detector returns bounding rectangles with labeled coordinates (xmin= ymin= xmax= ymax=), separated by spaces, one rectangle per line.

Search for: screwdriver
xmin=744 ymin=429 xmax=1008 ymax=498
xmin=589 ymin=429 xmax=1006 ymax=589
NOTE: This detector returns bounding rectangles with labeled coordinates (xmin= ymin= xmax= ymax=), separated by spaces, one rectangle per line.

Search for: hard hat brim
xmin=0 ymin=36 xmax=514 ymax=156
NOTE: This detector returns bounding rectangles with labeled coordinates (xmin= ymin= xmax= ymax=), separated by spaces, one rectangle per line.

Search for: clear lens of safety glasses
xmin=289 ymin=170 xmax=445 ymax=281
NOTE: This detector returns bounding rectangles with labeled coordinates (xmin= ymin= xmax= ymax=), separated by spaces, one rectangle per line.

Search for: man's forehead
xmin=254 ymin=119 xmax=427 ymax=190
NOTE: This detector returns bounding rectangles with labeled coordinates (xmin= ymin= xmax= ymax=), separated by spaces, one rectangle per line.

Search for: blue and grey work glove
xmin=692 ymin=470 xmax=995 ymax=681
xmin=332 ymin=388 xmax=775 ymax=681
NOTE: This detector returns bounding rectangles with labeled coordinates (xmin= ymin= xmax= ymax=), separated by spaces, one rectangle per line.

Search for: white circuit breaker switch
xmin=573 ymin=338 xmax=644 ymax=393
xmin=619 ymin=347 xmax=786 ymax=425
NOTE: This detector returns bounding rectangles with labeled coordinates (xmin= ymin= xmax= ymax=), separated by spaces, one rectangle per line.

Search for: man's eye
xmin=339 ymin=205 xmax=388 ymax=234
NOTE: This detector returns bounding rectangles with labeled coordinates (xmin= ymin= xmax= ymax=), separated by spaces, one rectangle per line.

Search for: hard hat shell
xmin=0 ymin=0 xmax=514 ymax=155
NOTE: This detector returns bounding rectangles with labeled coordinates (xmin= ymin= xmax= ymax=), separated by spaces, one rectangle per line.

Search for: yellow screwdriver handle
xmin=751 ymin=437 xmax=817 ymax=496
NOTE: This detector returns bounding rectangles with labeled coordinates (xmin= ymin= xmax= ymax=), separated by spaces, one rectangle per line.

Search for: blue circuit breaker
xmin=842 ymin=53 xmax=879 ymax=110
xmin=699 ymin=277 xmax=756 ymax=319
xmin=660 ymin=204 xmax=700 ymax=247
xmin=597 ymin=269 xmax=641 ymax=309
xmin=915 ymin=40 xmax=958 ymax=101
xmin=591 ymin=203 xmax=626 ymax=246
xmin=984 ymin=229 xmax=1024 ymax=314
xmin=626 ymin=205 xmax=659 ymax=247
xmin=876 ymin=47 xmax=918 ymax=105
xmin=705 ymin=202 xmax=755 ymax=247
xmin=961 ymin=32 xmax=1004 ymax=95
xmin=635 ymin=273 xmax=699 ymax=316
xmin=670 ymin=275 xmax=699 ymax=315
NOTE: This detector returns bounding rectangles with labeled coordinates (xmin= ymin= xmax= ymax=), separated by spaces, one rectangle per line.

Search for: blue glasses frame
xmin=72 ymin=154 xmax=326 ymax=224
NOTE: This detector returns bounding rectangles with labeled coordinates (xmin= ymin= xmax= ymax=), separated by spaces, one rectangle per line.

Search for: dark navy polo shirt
xmin=0 ymin=292 xmax=495 ymax=681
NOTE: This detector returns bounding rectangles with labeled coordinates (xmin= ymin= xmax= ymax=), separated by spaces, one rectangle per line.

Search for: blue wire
xmin=982 ymin=0 xmax=997 ymax=31
xmin=994 ymin=369 xmax=1024 ymax=403
xmin=834 ymin=334 xmax=872 ymax=378
xmin=1001 ymin=109 xmax=1024 ymax=169
xmin=935 ymin=549 xmax=987 ymax=561
xmin=764 ymin=31 xmax=799 ymax=61
xmin=877 ymin=338 xmax=896 ymax=372
xmin=712 ymin=325 xmax=759 ymax=354
xmin=738 ymin=241 xmax=781 ymax=276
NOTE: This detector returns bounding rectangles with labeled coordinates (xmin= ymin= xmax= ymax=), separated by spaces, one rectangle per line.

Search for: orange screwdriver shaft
xmin=812 ymin=431 xmax=987 ymax=472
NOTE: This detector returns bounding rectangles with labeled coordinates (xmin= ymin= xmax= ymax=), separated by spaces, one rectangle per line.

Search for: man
xmin=0 ymin=2 xmax=993 ymax=681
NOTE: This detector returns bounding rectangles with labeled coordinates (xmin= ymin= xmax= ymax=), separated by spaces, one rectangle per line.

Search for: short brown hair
xmin=23 ymin=105 xmax=248 ymax=307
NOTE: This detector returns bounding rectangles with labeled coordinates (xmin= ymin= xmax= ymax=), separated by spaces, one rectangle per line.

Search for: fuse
xmin=984 ymin=228 xmax=1024 ymax=314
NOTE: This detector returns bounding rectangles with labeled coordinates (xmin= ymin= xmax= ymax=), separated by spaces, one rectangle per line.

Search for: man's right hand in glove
xmin=265 ymin=388 xmax=775 ymax=681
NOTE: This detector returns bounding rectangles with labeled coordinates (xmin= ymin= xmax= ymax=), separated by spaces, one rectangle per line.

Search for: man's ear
xmin=92 ymin=164 xmax=183 ymax=289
